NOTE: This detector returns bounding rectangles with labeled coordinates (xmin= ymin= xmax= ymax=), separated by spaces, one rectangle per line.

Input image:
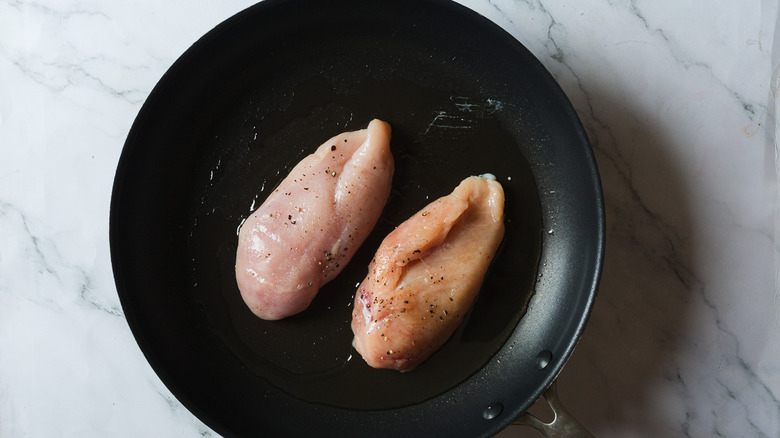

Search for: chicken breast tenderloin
xmin=236 ymin=119 xmax=394 ymax=320
xmin=351 ymin=175 xmax=505 ymax=371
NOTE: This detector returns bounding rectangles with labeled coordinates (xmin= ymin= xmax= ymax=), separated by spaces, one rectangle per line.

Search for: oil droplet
xmin=235 ymin=217 xmax=247 ymax=236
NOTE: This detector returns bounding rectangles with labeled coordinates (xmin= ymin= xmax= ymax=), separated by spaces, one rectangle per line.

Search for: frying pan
xmin=110 ymin=0 xmax=605 ymax=436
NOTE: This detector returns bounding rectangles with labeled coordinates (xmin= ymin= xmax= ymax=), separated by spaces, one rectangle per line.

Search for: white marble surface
xmin=1 ymin=0 xmax=777 ymax=436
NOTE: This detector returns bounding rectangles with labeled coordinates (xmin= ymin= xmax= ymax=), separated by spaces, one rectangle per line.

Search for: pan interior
xmin=186 ymin=72 xmax=542 ymax=409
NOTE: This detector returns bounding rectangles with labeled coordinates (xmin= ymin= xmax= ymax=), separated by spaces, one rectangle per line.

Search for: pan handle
xmin=512 ymin=380 xmax=594 ymax=437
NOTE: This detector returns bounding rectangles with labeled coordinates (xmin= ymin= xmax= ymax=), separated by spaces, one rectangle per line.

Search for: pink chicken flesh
xmin=236 ymin=119 xmax=394 ymax=320
xmin=351 ymin=175 xmax=505 ymax=371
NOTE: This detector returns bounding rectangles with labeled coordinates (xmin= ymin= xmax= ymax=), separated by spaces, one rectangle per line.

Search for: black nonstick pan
xmin=110 ymin=0 xmax=605 ymax=436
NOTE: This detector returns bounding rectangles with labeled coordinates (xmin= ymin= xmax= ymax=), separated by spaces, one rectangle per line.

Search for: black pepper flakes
xmin=331 ymin=145 xmax=336 ymax=151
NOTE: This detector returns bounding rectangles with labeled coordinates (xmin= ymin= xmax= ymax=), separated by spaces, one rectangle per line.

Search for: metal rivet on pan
xmin=536 ymin=350 xmax=553 ymax=369
xmin=482 ymin=403 xmax=503 ymax=420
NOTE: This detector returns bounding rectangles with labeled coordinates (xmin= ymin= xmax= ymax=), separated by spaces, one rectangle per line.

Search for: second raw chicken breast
xmin=236 ymin=120 xmax=394 ymax=320
xmin=351 ymin=175 xmax=505 ymax=371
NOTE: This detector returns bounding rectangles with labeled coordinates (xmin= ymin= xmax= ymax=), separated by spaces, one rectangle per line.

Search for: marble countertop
xmin=1 ymin=0 xmax=778 ymax=436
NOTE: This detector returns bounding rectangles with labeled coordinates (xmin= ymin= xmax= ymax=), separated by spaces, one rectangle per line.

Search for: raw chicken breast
xmin=236 ymin=119 xmax=394 ymax=320
xmin=351 ymin=175 xmax=505 ymax=371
